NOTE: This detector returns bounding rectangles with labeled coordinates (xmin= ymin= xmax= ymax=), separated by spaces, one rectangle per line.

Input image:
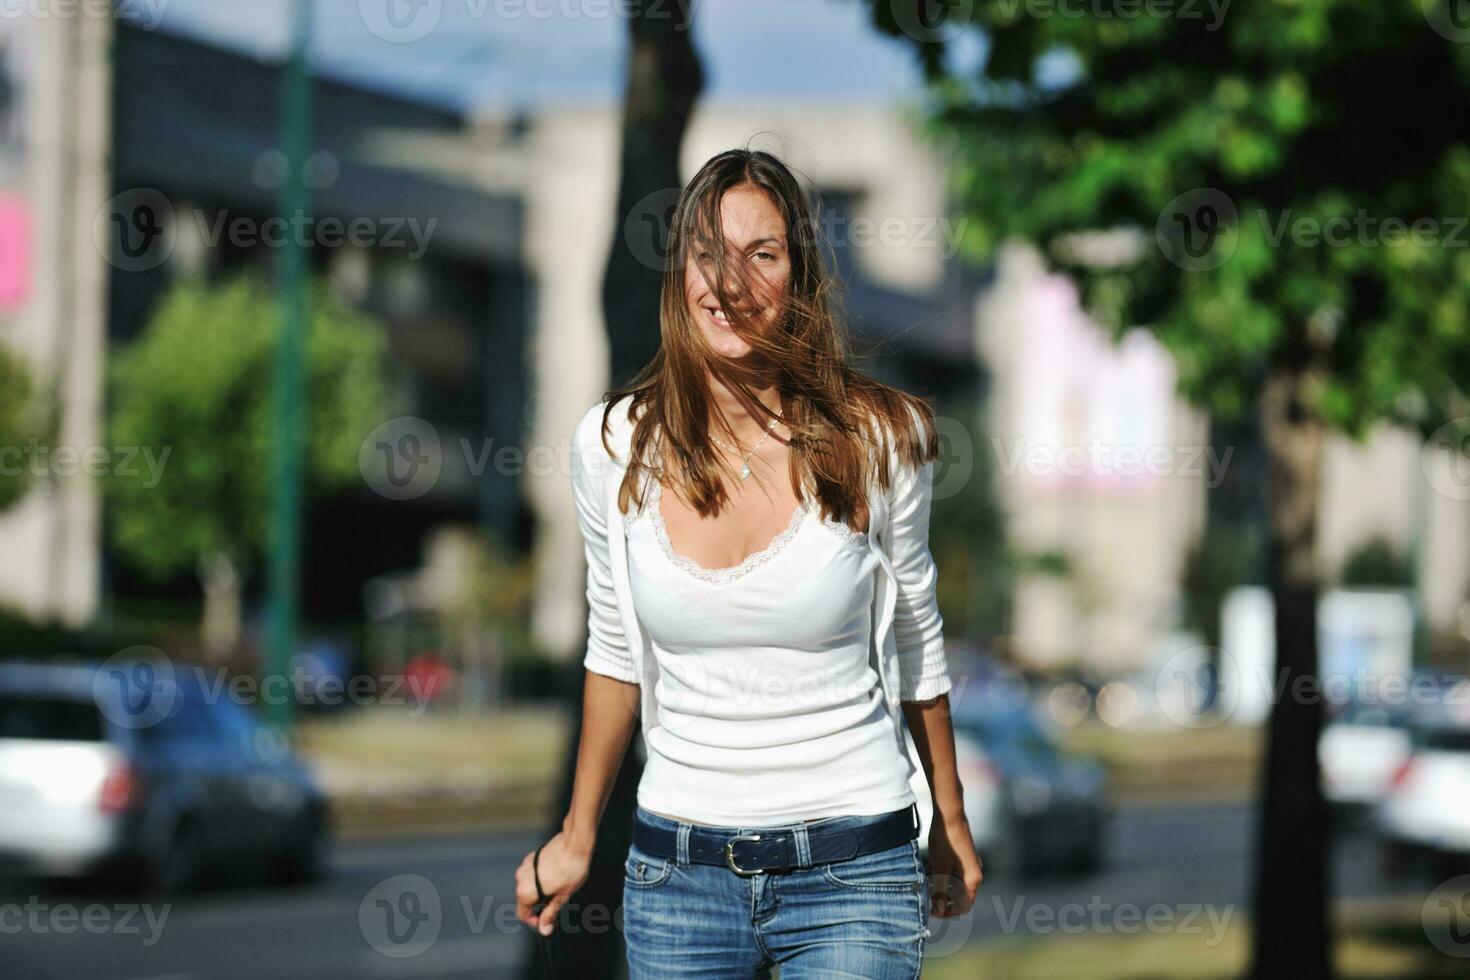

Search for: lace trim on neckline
xmin=642 ymin=477 xmax=807 ymax=586
xmin=816 ymin=513 xmax=869 ymax=547
xmin=625 ymin=476 xmax=871 ymax=583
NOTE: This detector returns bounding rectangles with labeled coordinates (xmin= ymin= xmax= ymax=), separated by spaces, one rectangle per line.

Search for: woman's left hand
xmin=925 ymin=809 xmax=983 ymax=918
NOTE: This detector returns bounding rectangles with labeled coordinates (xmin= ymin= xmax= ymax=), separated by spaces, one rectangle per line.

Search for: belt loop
xmin=793 ymin=824 xmax=811 ymax=869
xmin=676 ymin=822 xmax=691 ymax=867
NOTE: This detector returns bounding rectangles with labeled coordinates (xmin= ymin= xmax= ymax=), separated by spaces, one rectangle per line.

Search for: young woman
xmin=516 ymin=148 xmax=983 ymax=978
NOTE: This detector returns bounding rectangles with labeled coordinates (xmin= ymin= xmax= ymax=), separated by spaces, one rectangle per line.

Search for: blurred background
xmin=1 ymin=1 xmax=1469 ymax=978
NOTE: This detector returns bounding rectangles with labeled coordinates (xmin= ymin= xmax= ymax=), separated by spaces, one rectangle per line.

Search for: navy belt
xmin=632 ymin=804 xmax=919 ymax=877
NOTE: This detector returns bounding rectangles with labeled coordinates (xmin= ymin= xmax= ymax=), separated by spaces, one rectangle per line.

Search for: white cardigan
xmin=569 ymin=394 xmax=953 ymax=777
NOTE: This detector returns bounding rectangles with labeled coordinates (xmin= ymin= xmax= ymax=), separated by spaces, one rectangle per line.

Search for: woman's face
xmin=682 ymin=184 xmax=791 ymax=360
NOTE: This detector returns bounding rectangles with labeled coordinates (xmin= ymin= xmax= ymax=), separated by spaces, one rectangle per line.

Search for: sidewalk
xmin=295 ymin=704 xmax=569 ymax=836
xmin=1062 ymin=721 xmax=1261 ymax=806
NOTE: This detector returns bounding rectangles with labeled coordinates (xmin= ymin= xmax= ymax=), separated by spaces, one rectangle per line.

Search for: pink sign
xmin=1016 ymin=273 xmax=1176 ymax=496
xmin=0 ymin=193 xmax=31 ymax=313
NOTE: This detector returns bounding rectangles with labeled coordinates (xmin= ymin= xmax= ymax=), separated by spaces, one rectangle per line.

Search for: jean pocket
xmin=624 ymin=842 xmax=675 ymax=889
xmin=822 ymin=839 xmax=923 ymax=892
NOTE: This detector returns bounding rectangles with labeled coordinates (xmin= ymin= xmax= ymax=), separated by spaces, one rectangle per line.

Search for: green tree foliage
xmin=106 ymin=274 xmax=387 ymax=623
xmin=0 ymin=343 xmax=49 ymax=513
xmin=1339 ymin=535 xmax=1412 ymax=588
xmin=860 ymin=3 xmax=1470 ymax=977
xmin=902 ymin=1 xmax=1470 ymax=432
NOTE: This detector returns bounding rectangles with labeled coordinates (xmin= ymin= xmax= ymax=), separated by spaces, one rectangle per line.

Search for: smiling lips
xmin=703 ymin=306 xmax=758 ymax=328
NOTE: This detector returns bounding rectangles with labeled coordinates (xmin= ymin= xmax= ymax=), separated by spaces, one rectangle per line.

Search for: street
xmin=1 ymin=801 xmax=1422 ymax=980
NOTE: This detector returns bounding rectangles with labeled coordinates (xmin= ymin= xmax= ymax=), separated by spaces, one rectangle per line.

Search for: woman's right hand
xmin=515 ymin=831 xmax=592 ymax=936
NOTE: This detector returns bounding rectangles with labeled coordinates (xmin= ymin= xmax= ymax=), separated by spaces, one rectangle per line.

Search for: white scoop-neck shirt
xmin=624 ymin=476 xmax=917 ymax=826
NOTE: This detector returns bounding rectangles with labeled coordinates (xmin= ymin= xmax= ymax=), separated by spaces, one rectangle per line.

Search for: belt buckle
xmin=724 ymin=834 xmax=763 ymax=876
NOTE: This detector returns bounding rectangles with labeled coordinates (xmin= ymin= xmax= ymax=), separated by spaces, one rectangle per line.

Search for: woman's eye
xmin=753 ymin=250 xmax=775 ymax=262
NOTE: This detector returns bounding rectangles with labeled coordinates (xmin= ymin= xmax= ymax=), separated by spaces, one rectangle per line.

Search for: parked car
xmin=951 ymin=694 xmax=1110 ymax=876
xmin=906 ymin=726 xmax=1006 ymax=864
xmin=0 ymin=659 xmax=328 ymax=893
xmin=1318 ymin=701 xmax=1413 ymax=820
xmin=1376 ymin=716 xmax=1470 ymax=875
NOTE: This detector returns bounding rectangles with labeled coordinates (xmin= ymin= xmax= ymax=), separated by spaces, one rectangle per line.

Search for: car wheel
xmin=1070 ymin=833 xmax=1106 ymax=877
xmin=95 ymin=856 xmax=148 ymax=895
xmin=272 ymin=807 xmax=327 ymax=886
xmin=146 ymin=821 xmax=203 ymax=897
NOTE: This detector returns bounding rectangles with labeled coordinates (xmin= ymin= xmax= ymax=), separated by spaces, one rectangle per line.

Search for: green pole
xmin=266 ymin=0 xmax=313 ymax=733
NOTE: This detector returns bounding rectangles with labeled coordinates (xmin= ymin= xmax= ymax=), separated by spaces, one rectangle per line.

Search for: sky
xmin=146 ymin=0 xmax=984 ymax=112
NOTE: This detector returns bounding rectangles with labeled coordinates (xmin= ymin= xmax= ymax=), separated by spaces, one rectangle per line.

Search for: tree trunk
xmin=601 ymin=0 xmax=704 ymax=389
xmin=1249 ymin=370 xmax=1333 ymax=979
xmin=519 ymin=4 xmax=701 ymax=978
xmin=199 ymin=551 xmax=242 ymax=662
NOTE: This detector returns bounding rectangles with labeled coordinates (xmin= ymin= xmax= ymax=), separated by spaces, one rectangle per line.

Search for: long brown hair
xmin=594 ymin=146 xmax=939 ymax=534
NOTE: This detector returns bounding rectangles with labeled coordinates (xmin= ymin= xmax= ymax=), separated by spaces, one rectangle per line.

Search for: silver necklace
xmin=711 ymin=407 xmax=784 ymax=481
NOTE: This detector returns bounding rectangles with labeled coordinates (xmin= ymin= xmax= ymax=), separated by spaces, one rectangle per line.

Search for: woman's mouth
xmin=702 ymin=305 xmax=758 ymax=329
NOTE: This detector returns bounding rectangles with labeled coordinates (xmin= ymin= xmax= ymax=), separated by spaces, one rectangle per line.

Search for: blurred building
xmin=104 ymin=24 xmax=533 ymax=620
xmin=1321 ymin=426 xmax=1470 ymax=646
xmin=0 ymin=19 xmax=535 ymax=633
xmin=0 ymin=13 xmax=112 ymax=627
xmin=979 ymin=242 xmax=1470 ymax=674
xmin=978 ymin=242 xmax=1210 ymax=672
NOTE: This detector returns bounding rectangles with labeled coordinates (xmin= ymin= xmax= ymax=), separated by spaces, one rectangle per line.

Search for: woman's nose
xmin=720 ymin=273 xmax=751 ymax=304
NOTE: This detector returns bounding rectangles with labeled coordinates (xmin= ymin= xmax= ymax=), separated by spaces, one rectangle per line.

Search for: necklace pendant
xmin=739 ymin=464 xmax=751 ymax=480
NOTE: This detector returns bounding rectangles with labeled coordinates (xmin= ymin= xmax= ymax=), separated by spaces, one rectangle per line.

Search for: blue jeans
xmin=622 ymin=805 xmax=930 ymax=978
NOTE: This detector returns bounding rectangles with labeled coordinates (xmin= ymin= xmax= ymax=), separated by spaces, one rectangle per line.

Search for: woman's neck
xmin=707 ymin=376 xmax=783 ymax=440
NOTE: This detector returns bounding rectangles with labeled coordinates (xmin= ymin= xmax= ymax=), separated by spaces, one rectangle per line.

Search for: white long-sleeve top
xmin=569 ymin=394 xmax=953 ymax=817
xmin=626 ymin=476 xmax=915 ymax=825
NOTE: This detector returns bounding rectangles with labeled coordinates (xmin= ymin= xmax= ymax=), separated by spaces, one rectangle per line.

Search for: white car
xmin=1376 ymin=722 xmax=1470 ymax=869
xmin=0 ymin=660 xmax=327 ymax=892
xmin=1318 ymin=704 xmax=1413 ymax=811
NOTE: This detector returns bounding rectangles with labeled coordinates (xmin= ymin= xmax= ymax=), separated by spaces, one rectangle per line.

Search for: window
xmin=0 ymin=695 xmax=104 ymax=742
